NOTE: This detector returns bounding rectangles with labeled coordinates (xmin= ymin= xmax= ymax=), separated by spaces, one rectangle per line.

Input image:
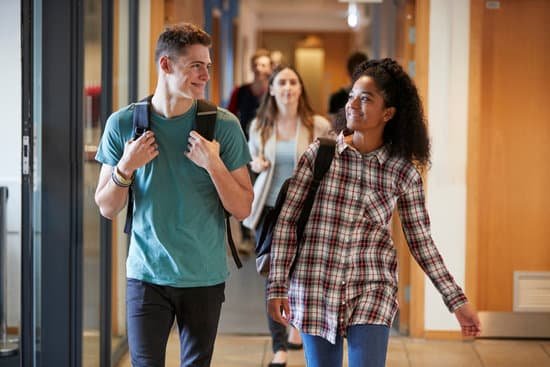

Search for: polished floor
xmin=116 ymin=333 xmax=550 ymax=366
xmin=115 ymin=251 xmax=550 ymax=366
xmin=112 ymin=244 xmax=550 ymax=366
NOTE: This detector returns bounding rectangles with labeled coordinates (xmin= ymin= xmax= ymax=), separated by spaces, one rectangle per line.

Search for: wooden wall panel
xmin=393 ymin=0 xmax=416 ymax=335
xmin=165 ymin=0 xmax=204 ymax=26
xmin=149 ymin=0 xmax=165 ymax=94
xmin=466 ymin=0 xmax=484 ymax=312
xmin=394 ymin=0 xmax=415 ymax=69
xmin=468 ymin=0 xmax=550 ymax=312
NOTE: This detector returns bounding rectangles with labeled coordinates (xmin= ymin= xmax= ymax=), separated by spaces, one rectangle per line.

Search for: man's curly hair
xmin=347 ymin=58 xmax=431 ymax=169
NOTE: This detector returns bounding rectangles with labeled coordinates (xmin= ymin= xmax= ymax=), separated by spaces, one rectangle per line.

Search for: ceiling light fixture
xmin=347 ymin=2 xmax=359 ymax=28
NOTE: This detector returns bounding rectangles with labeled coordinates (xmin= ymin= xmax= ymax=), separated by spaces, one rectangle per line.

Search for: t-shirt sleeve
xmin=215 ymin=108 xmax=252 ymax=171
xmin=95 ymin=108 xmax=129 ymax=166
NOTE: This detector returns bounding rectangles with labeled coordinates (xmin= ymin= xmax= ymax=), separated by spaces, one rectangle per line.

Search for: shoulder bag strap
xmin=290 ymin=138 xmax=336 ymax=276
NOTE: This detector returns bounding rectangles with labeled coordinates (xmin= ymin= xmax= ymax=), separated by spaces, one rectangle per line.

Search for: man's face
xmin=166 ymin=44 xmax=211 ymax=99
xmin=252 ymin=55 xmax=272 ymax=80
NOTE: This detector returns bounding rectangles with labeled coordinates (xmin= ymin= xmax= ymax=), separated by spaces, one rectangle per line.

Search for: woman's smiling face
xmin=345 ymin=75 xmax=393 ymax=134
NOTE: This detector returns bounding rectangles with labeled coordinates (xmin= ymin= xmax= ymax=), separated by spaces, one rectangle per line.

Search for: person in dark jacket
xmin=328 ymin=51 xmax=368 ymax=121
xmin=227 ymin=49 xmax=273 ymax=140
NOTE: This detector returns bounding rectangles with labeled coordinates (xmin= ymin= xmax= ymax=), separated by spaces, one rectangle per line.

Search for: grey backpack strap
xmin=124 ymin=95 xmax=152 ymax=235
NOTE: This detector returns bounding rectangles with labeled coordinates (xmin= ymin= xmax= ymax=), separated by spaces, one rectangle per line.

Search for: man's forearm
xmin=207 ymin=159 xmax=252 ymax=220
xmin=96 ymin=182 xmax=129 ymax=219
xmin=95 ymin=166 xmax=131 ymax=219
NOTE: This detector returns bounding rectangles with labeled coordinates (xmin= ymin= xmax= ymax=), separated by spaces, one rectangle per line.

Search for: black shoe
xmin=268 ymin=363 xmax=286 ymax=367
xmin=287 ymin=342 xmax=303 ymax=350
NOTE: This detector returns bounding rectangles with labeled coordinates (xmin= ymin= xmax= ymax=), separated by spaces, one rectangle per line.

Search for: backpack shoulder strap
xmin=132 ymin=95 xmax=152 ymax=138
xmin=313 ymin=137 xmax=337 ymax=182
xmin=292 ymin=138 xmax=336 ymax=274
xmin=124 ymin=95 xmax=152 ymax=235
xmin=194 ymin=99 xmax=243 ymax=269
xmin=195 ymin=99 xmax=217 ymax=141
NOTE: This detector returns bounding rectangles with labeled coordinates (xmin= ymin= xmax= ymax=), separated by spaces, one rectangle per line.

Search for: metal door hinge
xmin=22 ymin=135 xmax=30 ymax=175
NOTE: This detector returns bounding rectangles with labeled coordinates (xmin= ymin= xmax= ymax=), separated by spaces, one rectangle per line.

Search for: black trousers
xmin=126 ymin=278 xmax=225 ymax=367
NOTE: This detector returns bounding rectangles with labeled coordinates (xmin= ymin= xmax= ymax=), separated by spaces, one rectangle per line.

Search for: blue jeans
xmin=301 ymin=324 xmax=390 ymax=367
xmin=126 ymin=278 xmax=225 ymax=367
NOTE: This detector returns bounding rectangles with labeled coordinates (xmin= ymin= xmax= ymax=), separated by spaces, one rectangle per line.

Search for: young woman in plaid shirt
xmin=267 ymin=58 xmax=481 ymax=367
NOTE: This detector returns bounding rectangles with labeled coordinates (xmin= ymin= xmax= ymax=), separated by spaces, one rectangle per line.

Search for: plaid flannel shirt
xmin=267 ymin=134 xmax=468 ymax=344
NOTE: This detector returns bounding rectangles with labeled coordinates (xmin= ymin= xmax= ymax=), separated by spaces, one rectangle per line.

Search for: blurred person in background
xmin=328 ymin=51 xmax=368 ymax=121
xmin=270 ymin=50 xmax=284 ymax=70
xmin=227 ymin=48 xmax=273 ymax=140
xmin=227 ymin=49 xmax=274 ymax=251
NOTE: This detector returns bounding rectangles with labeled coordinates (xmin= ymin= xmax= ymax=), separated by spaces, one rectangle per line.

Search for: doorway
xmin=468 ymin=0 xmax=550 ymax=337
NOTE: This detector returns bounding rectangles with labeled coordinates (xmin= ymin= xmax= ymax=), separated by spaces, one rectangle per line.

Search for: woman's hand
xmin=268 ymin=298 xmax=291 ymax=326
xmin=250 ymin=156 xmax=271 ymax=173
xmin=454 ymin=303 xmax=482 ymax=337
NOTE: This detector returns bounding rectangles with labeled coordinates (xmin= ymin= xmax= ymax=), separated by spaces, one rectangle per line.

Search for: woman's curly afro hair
xmin=350 ymin=58 xmax=431 ymax=169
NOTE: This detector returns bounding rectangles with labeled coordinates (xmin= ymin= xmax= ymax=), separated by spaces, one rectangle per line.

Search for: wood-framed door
xmin=467 ymin=0 xmax=550 ymax=337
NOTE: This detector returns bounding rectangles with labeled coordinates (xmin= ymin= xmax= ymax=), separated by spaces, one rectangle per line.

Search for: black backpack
xmin=255 ymin=137 xmax=336 ymax=276
xmin=123 ymin=96 xmax=242 ymax=268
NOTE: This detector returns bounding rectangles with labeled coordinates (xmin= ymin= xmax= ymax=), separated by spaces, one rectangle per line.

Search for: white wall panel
xmin=425 ymin=0 xmax=470 ymax=331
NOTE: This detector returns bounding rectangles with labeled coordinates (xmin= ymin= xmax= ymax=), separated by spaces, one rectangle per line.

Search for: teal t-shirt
xmin=95 ymin=100 xmax=251 ymax=287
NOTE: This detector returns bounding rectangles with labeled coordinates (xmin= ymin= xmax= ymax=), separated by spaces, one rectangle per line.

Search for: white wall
xmin=0 ymin=1 xmax=22 ymax=327
xmin=424 ymin=0 xmax=470 ymax=331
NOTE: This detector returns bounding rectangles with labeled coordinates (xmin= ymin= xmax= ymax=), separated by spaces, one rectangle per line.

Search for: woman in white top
xmin=243 ymin=66 xmax=331 ymax=367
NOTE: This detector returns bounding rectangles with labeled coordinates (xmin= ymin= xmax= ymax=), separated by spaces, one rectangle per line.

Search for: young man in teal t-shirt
xmin=95 ymin=23 xmax=253 ymax=367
